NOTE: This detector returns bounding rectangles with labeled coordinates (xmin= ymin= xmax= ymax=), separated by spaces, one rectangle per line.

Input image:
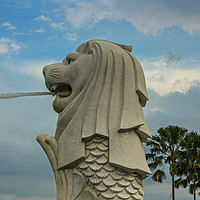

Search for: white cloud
xmin=15 ymin=0 xmax=33 ymax=8
xmin=3 ymin=59 xmax=59 ymax=80
xmin=50 ymin=22 xmax=66 ymax=30
xmin=63 ymin=32 xmax=77 ymax=41
xmin=0 ymin=37 xmax=24 ymax=55
xmin=2 ymin=22 xmax=16 ymax=30
xmin=63 ymin=0 xmax=200 ymax=35
xmin=2 ymin=0 xmax=33 ymax=8
xmin=34 ymin=28 xmax=46 ymax=33
xmin=34 ymin=15 xmax=67 ymax=30
xmin=47 ymin=34 xmax=58 ymax=40
xmin=12 ymin=32 xmax=24 ymax=36
xmin=141 ymin=54 xmax=200 ymax=96
xmin=34 ymin=15 xmax=52 ymax=22
xmin=0 ymin=43 xmax=9 ymax=54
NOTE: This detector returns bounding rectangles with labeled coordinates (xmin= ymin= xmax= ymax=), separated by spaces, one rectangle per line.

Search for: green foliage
xmin=146 ymin=125 xmax=188 ymax=200
xmin=147 ymin=126 xmax=200 ymax=200
xmin=174 ymin=131 xmax=200 ymax=199
xmin=146 ymin=125 xmax=188 ymax=172
xmin=151 ymin=169 xmax=167 ymax=183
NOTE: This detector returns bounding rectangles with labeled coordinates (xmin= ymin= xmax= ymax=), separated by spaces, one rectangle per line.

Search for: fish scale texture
xmin=77 ymin=136 xmax=144 ymax=200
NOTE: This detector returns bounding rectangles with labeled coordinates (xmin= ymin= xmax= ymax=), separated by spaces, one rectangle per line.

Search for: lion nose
xmin=43 ymin=65 xmax=50 ymax=77
xmin=43 ymin=68 xmax=46 ymax=76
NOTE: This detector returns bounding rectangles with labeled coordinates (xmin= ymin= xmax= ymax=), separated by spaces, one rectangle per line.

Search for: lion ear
xmin=112 ymin=42 xmax=133 ymax=52
xmin=117 ymin=44 xmax=133 ymax=52
xmin=81 ymin=41 xmax=93 ymax=54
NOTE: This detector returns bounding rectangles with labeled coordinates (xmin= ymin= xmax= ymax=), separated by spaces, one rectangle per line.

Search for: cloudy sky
xmin=0 ymin=0 xmax=200 ymax=199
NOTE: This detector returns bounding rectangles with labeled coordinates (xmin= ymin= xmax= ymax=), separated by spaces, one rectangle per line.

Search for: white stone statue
xmin=37 ymin=40 xmax=151 ymax=200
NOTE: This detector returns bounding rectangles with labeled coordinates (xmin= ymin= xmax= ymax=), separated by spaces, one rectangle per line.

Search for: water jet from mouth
xmin=0 ymin=92 xmax=55 ymax=99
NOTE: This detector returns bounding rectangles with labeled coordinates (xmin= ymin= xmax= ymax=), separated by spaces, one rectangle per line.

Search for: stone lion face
xmin=43 ymin=52 xmax=93 ymax=113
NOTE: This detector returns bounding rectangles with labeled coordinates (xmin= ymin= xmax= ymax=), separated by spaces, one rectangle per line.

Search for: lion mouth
xmin=50 ymin=84 xmax=72 ymax=98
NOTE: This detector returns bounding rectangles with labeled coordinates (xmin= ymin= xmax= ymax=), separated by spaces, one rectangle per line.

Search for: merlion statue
xmin=37 ymin=40 xmax=151 ymax=200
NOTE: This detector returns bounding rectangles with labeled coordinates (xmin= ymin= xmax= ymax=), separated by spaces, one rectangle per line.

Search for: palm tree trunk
xmin=172 ymin=173 xmax=175 ymax=200
xmin=193 ymin=180 xmax=196 ymax=200
xmin=194 ymin=190 xmax=196 ymax=200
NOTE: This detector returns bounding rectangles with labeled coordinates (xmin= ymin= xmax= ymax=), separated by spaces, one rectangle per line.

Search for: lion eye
xmin=63 ymin=52 xmax=80 ymax=65
xmin=63 ymin=57 xmax=75 ymax=65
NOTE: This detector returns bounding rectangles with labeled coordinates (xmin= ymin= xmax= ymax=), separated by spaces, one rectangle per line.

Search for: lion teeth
xmin=50 ymin=85 xmax=57 ymax=91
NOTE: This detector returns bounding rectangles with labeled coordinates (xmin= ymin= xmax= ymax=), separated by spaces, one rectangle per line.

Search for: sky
xmin=0 ymin=0 xmax=200 ymax=199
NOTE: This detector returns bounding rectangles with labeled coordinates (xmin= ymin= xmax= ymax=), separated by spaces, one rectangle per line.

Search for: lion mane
xmin=49 ymin=40 xmax=151 ymax=178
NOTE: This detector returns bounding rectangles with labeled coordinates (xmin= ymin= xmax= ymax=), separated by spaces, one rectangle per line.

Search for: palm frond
xmin=151 ymin=169 xmax=167 ymax=183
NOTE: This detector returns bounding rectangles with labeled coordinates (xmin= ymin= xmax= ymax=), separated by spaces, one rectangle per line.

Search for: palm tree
xmin=146 ymin=125 xmax=188 ymax=200
xmin=174 ymin=131 xmax=200 ymax=200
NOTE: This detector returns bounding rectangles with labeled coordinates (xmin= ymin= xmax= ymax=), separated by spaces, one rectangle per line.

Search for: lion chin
xmin=51 ymin=84 xmax=72 ymax=113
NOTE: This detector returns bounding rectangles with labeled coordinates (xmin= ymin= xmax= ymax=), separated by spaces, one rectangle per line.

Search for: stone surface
xmin=37 ymin=40 xmax=151 ymax=200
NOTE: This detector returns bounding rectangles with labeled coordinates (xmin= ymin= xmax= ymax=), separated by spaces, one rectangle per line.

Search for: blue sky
xmin=0 ymin=0 xmax=200 ymax=199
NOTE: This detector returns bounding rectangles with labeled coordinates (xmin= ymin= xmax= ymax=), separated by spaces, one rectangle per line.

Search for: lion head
xmin=43 ymin=46 xmax=93 ymax=113
xmin=43 ymin=40 xmax=151 ymax=177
